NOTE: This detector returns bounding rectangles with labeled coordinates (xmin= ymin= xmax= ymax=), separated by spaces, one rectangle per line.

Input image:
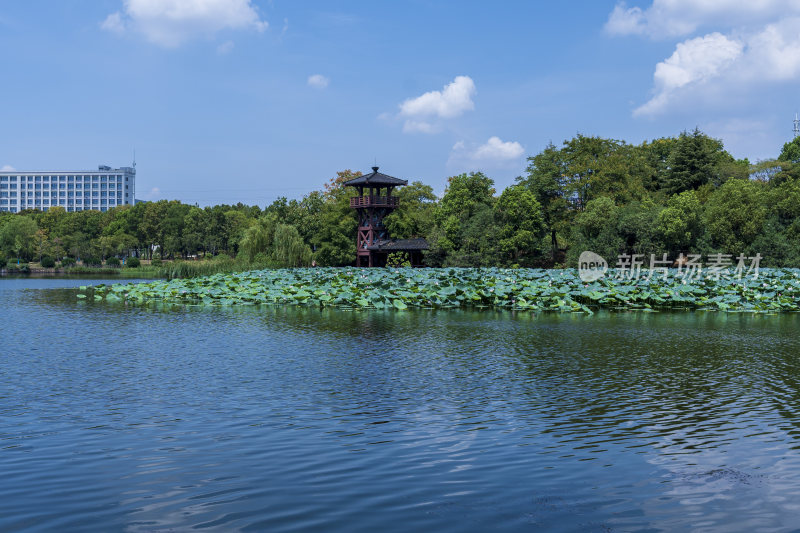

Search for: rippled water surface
xmin=3 ymin=278 xmax=800 ymax=532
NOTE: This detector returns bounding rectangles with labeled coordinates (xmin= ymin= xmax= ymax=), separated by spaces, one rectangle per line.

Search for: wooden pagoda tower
xmin=344 ymin=167 xmax=429 ymax=267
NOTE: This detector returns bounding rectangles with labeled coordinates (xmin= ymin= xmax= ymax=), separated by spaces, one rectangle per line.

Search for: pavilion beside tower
xmin=344 ymin=167 xmax=429 ymax=267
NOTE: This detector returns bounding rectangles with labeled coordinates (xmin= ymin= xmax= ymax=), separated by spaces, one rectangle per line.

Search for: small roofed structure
xmin=344 ymin=167 xmax=429 ymax=267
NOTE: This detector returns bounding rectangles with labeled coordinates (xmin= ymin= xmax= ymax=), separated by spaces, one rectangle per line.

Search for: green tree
xmin=637 ymin=137 xmax=680 ymax=192
xmin=272 ymin=223 xmax=312 ymax=267
xmin=292 ymin=192 xmax=325 ymax=247
xmin=38 ymin=206 xmax=67 ymax=237
xmin=0 ymin=216 xmax=38 ymax=261
xmin=616 ymin=199 xmax=663 ymax=257
xmin=140 ymin=200 xmax=169 ymax=259
xmin=493 ymin=185 xmax=546 ymax=265
xmin=779 ymin=136 xmax=800 ymax=163
xmin=663 ymin=128 xmax=727 ymax=194
xmin=568 ymin=196 xmax=624 ymax=265
xmin=519 ymin=142 xmax=570 ymax=259
xmin=703 ymin=179 xmax=766 ymax=253
xmin=239 ymin=215 xmax=277 ymax=261
xmin=441 ymin=205 xmax=499 ymax=267
xmin=203 ymin=205 xmax=228 ymax=255
xmin=559 ymin=134 xmax=621 ymax=208
xmin=222 ymin=209 xmax=249 ymax=256
xmin=312 ymin=171 xmax=359 ymax=266
xmin=656 ymin=191 xmax=703 ymax=253
xmin=752 ymin=177 xmax=800 ymax=266
xmin=182 ymin=206 xmax=208 ymax=257
xmin=162 ymin=202 xmax=190 ymax=258
xmin=383 ymin=181 xmax=437 ymax=240
xmin=434 ymin=172 xmax=495 ymax=255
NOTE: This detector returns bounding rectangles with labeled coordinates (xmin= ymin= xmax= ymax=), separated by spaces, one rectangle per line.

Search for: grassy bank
xmin=1 ymin=264 xmax=163 ymax=278
xmin=1 ymin=256 xmax=270 ymax=279
xmin=62 ymin=266 xmax=163 ymax=277
xmin=156 ymin=256 xmax=275 ymax=279
xmin=80 ymin=267 xmax=800 ymax=313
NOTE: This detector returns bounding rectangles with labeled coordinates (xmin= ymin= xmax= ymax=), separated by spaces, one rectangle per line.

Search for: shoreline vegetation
xmin=80 ymin=267 xmax=800 ymax=314
xmin=0 ymin=255 xmax=271 ymax=279
xmin=5 ymin=130 xmax=800 ymax=272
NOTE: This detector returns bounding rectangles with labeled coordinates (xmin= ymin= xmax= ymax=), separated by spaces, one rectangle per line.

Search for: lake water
xmin=2 ymin=278 xmax=800 ymax=532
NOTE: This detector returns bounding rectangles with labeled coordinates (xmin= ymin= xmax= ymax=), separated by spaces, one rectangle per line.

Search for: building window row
xmin=0 ymin=174 xmax=124 ymax=180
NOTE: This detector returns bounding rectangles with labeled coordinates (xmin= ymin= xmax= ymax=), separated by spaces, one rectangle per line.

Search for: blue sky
xmin=1 ymin=1 xmax=799 ymax=205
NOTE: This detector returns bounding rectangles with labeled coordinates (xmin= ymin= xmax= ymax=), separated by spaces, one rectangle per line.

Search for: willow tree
xmin=239 ymin=215 xmax=276 ymax=261
xmin=272 ymin=223 xmax=312 ymax=267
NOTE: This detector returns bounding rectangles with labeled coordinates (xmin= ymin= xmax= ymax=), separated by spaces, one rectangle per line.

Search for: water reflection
xmin=2 ymin=279 xmax=800 ymax=531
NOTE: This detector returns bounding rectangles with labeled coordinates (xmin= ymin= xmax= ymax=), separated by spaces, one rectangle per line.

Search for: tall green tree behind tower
xmin=663 ymin=128 xmax=723 ymax=195
xmin=433 ymin=172 xmax=495 ymax=255
xmin=519 ymin=143 xmax=569 ymax=260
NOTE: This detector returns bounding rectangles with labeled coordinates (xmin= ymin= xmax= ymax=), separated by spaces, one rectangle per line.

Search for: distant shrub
xmin=126 ymin=257 xmax=141 ymax=268
xmin=151 ymin=258 xmax=163 ymax=267
xmin=40 ymin=256 xmax=56 ymax=268
xmin=61 ymin=257 xmax=76 ymax=267
xmin=159 ymin=255 xmax=248 ymax=279
xmin=6 ymin=260 xmax=29 ymax=272
xmin=386 ymin=252 xmax=411 ymax=268
xmin=106 ymin=256 xmax=121 ymax=267
xmin=251 ymin=252 xmax=270 ymax=266
xmin=82 ymin=256 xmax=102 ymax=267
xmin=0 ymin=256 xmax=6 ymax=269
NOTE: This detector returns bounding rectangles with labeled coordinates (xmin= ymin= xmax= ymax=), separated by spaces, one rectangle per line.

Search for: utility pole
xmin=793 ymin=113 xmax=799 ymax=138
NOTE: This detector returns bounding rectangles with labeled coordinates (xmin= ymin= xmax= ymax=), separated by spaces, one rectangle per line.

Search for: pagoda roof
xmin=344 ymin=167 xmax=408 ymax=187
xmin=367 ymin=238 xmax=429 ymax=251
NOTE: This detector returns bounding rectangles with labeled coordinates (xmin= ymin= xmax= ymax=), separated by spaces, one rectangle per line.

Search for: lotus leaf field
xmin=75 ymin=267 xmax=800 ymax=314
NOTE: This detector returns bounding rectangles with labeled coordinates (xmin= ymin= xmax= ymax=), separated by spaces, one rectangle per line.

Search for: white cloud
xmin=400 ymin=76 xmax=476 ymax=119
xmin=743 ymin=18 xmax=800 ymax=80
xmin=307 ymin=74 xmax=329 ymax=89
xmin=101 ymin=12 xmax=126 ymax=35
xmin=606 ymin=4 xmax=646 ymax=36
xmin=635 ymin=20 xmax=800 ymax=116
xmin=610 ymin=1 xmax=800 ymax=116
xmin=102 ymin=0 xmax=267 ymax=47
xmin=397 ymin=76 xmax=476 ymax=133
xmin=449 ymin=137 xmax=525 ymax=167
xmin=402 ymin=120 xmax=439 ymax=134
xmin=636 ymin=32 xmax=743 ymax=116
xmin=605 ymin=0 xmax=800 ymax=39
xmin=472 ymin=137 xmax=525 ymax=161
xmin=216 ymin=40 xmax=234 ymax=55
xmin=1 ymin=165 xmax=15 ymax=171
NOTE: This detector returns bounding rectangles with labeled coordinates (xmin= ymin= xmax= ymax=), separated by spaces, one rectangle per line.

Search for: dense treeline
xmin=3 ymin=128 xmax=800 ymax=270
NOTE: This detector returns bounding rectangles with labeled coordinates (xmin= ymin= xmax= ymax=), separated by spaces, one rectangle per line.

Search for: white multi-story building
xmin=0 ymin=165 xmax=135 ymax=213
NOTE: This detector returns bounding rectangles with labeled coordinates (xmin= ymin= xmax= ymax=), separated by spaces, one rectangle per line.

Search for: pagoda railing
xmin=350 ymin=196 xmax=399 ymax=208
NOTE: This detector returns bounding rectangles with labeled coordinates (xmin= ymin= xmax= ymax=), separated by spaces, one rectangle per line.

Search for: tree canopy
xmin=2 ymin=129 xmax=798 ymax=269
